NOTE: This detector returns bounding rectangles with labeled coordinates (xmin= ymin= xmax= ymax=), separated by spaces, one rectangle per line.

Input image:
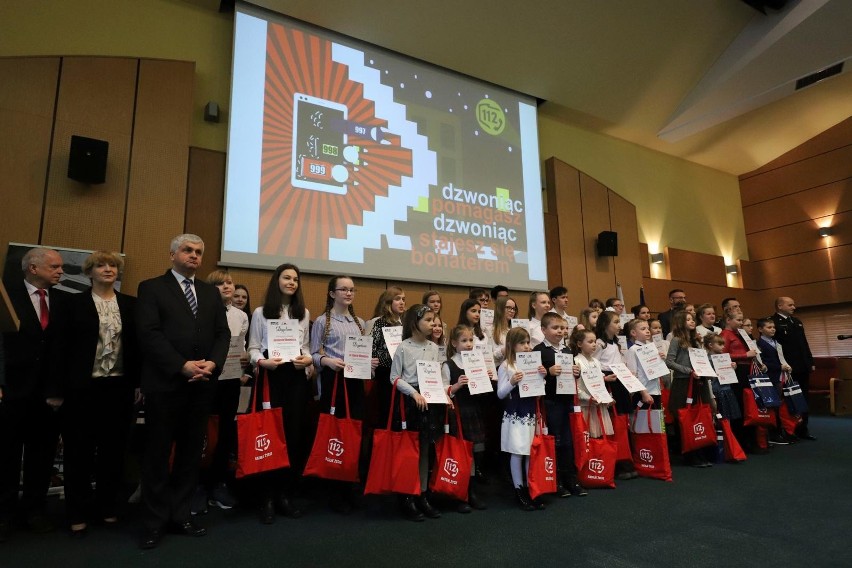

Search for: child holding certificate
xmin=310 ymin=275 xmax=369 ymax=514
xmin=665 ymin=311 xmax=714 ymax=467
xmin=594 ymin=311 xmax=637 ymax=480
xmin=369 ymin=286 xmax=405 ymax=426
xmin=248 ymin=263 xmax=313 ymax=523
xmin=705 ymin=333 xmax=741 ymax=422
xmin=390 ymin=304 xmax=443 ymax=521
xmin=497 ymin=328 xmax=546 ymax=511
xmin=534 ymin=313 xmax=585 ymax=498
xmin=571 ymin=329 xmax=614 ymax=437
xmin=442 ymin=325 xmax=487 ymax=512
xmin=624 ymin=319 xmax=660 ymax=409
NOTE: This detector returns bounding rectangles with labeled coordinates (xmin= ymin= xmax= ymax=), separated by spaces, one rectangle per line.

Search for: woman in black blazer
xmin=62 ymin=251 xmax=139 ymax=537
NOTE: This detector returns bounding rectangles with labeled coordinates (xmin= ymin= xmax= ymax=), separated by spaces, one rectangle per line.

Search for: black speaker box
xmin=597 ymin=231 xmax=618 ymax=257
xmin=68 ymin=135 xmax=108 ymax=184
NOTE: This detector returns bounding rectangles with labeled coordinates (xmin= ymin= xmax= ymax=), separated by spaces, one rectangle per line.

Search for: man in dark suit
xmin=658 ymin=288 xmax=686 ymax=337
xmin=136 ymin=234 xmax=229 ymax=549
xmin=0 ymin=247 xmax=69 ymax=541
xmin=769 ymin=297 xmax=815 ymax=440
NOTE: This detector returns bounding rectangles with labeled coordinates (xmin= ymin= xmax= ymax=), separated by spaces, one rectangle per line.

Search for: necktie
xmin=183 ymin=279 xmax=197 ymax=316
xmin=37 ymin=289 xmax=49 ymax=330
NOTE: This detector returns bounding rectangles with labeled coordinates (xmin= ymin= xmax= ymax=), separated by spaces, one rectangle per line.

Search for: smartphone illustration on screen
xmin=291 ymin=93 xmax=349 ymax=194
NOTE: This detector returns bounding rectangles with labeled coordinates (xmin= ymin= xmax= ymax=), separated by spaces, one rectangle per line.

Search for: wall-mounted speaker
xmin=597 ymin=231 xmax=618 ymax=257
xmin=68 ymin=135 xmax=108 ymax=184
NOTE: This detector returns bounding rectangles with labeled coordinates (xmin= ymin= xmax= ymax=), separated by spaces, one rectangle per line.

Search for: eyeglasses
xmin=334 ymin=287 xmax=356 ymax=294
xmin=506 ymin=306 xmax=517 ymax=311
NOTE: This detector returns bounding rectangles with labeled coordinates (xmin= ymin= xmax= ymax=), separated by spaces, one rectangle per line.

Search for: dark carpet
xmin=3 ymin=415 xmax=851 ymax=568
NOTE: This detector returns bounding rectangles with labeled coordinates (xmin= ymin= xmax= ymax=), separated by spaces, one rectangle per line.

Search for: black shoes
xmin=275 ymin=495 xmax=303 ymax=519
xmin=514 ymin=486 xmax=536 ymax=511
xmin=556 ymin=483 xmax=571 ymax=498
xmin=415 ymin=494 xmax=441 ymax=519
xmin=139 ymin=528 xmax=162 ymax=550
xmin=468 ymin=485 xmax=487 ymax=510
xmin=171 ymin=521 xmax=207 ymax=537
xmin=401 ymin=496 xmax=424 ymax=522
xmin=260 ymin=499 xmax=276 ymax=525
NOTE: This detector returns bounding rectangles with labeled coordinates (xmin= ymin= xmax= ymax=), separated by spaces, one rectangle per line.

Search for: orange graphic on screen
xmin=259 ymin=24 xmax=413 ymax=259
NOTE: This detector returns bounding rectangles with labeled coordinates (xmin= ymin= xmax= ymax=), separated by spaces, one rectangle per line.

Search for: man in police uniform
xmin=769 ymin=297 xmax=815 ymax=440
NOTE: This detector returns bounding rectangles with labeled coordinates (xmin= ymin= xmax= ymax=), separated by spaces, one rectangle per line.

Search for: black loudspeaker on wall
xmin=597 ymin=231 xmax=618 ymax=257
xmin=68 ymin=135 xmax=108 ymax=184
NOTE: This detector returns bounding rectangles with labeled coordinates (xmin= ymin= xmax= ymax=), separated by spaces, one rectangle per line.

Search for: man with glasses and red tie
xmin=0 ymin=247 xmax=69 ymax=541
xmin=136 ymin=234 xmax=230 ymax=550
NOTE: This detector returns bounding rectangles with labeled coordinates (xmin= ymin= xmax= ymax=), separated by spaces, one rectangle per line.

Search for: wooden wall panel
xmin=747 ymin=210 xmax=852 ymax=261
xmin=762 ymin=278 xmax=852 ymax=309
xmin=41 ymin=57 xmax=136 ymax=251
xmin=642 ymin=277 xmax=769 ymax=320
xmin=639 ymin=242 xmax=650 ymax=279
xmin=543 ymin=211 xmax=561 ymax=288
xmin=0 ymin=57 xmax=58 ymax=268
xmin=609 ymin=190 xmax=642 ymax=308
xmin=122 ymin=60 xmax=193 ymax=293
xmin=579 ymin=173 xmax=615 ymax=301
xmin=742 ymin=179 xmax=852 ymax=234
xmin=739 ymin=145 xmax=852 ymax=206
xmin=666 ymin=247 xmax=726 ymax=287
xmin=740 ymin=117 xmax=852 ymax=179
xmin=185 ymin=147 xmax=226 ymax=280
xmin=748 ymin=245 xmax=852 ymax=289
xmin=545 ymin=158 xmax=588 ymax=315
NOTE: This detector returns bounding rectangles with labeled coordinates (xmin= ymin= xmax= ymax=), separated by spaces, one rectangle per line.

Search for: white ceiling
xmin=198 ymin=0 xmax=852 ymax=175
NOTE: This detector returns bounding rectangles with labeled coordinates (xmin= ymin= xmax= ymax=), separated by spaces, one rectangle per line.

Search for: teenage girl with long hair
xmin=248 ymin=263 xmax=312 ymax=523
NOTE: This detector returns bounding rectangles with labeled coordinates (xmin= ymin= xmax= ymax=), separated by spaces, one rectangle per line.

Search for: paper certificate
xmin=738 ymin=329 xmax=763 ymax=364
xmin=564 ymin=315 xmax=578 ymax=333
xmin=608 ymin=362 xmax=647 ymax=393
xmin=555 ymin=353 xmax=576 ymax=395
xmin=417 ymin=360 xmax=448 ymax=404
xmin=511 ymin=318 xmax=531 ymax=330
xmin=580 ymin=365 xmax=614 ymax=404
xmin=652 ymin=334 xmax=665 ymax=351
xmin=461 ymin=350 xmax=493 ymax=395
xmin=619 ymin=313 xmax=634 ymax=328
xmin=381 ymin=325 xmax=403 ymax=359
xmin=480 ymin=308 xmax=494 ymax=330
xmin=635 ymin=343 xmax=670 ymax=379
xmin=221 ymin=336 xmax=246 ymax=379
xmin=617 ymin=336 xmax=628 ymax=353
xmin=688 ymin=348 xmax=718 ymax=378
xmin=437 ymin=345 xmax=447 ymax=361
xmin=474 ymin=343 xmax=498 ymax=381
xmin=267 ymin=319 xmax=301 ymax=361
xmin=344 ymin=335 xmax=372 ymax=379
xmin=516 ymin=351 xmax=544 ymax=398
xmin=711 ymin=353 xmax=739 ymax=385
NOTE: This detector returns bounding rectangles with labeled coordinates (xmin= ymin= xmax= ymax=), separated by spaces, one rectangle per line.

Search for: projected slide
xmin=223 ymin=6 xmax=546 ymax=290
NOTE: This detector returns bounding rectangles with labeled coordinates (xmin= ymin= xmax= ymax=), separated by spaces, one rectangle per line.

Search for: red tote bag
xmin=611 ymin=406 xmax=632 ymax=462
xmin=528 ymin=399 xmax=558 ymax=500
xmin=716 ymin=415 xmax=746 ymax=462
xmin=364 ymin=380 xmax=421 ymax=496
xmin=630 ymin=408 xmax=672 ymax=481
xmin=677 ymin=377 xmax=716 ymax=454
xmin=778 ymin=404 xmax=801 ymax=436
xmin=578 ymin=407 xmax=617 ymax=489
xmin=661 ymin=387 xmax=674 ymax=425
xmin=743 ymin=389 xmax=777 ymax=427
xmin=570 ymin=394 xmax=590 ymax=471
xmin=429 ymin=403 xmax=473 ymax=501
xmin=236 ymin=368 xmax=290 ymax=478
xmin=303 ymin=372 xmax=363 ymax=482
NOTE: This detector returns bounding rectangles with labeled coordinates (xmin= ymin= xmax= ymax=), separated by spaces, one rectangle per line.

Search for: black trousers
xmin=141 ymin=382 xmax=213 ymax=530
xmin=0 ymin=396 xmax=60 ymax=522
xmin=62 ymin=377 xmax=134 ymax=525
xmin=792 ymin=371 xmax=811 ymax=432
xmin=544 ymin=398 xmax=576 ymax=477
xmin=203 ymin=379 xmax=242 ymax=487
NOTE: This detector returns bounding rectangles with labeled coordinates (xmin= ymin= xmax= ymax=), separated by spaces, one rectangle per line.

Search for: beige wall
xmin=2 ymin=0 xmax=751 ymax=267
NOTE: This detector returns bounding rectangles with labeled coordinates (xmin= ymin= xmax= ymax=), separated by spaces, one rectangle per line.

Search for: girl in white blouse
xmin=248 ymin=263 xmax=312 ymax=523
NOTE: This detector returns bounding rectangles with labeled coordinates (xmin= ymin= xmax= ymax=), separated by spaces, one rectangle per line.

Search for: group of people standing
xmin=0 ymin=237 xmax=816 ymax=549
